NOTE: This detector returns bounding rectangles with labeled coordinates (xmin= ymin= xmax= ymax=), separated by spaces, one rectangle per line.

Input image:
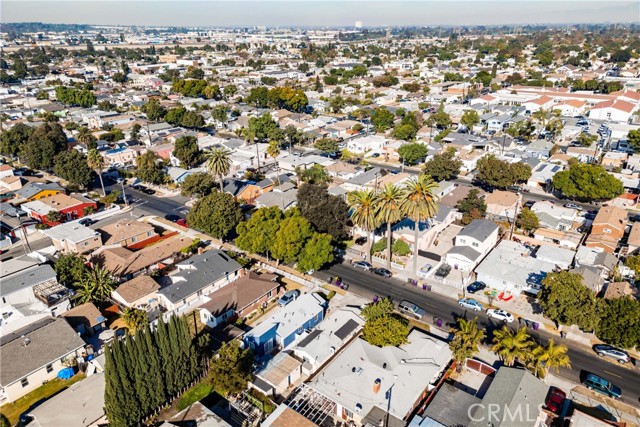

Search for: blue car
xmin=278 ymin=290 xmax=300 ymax=307
xmin=458 ymin=298 xmax=483 ymax=311
xmin=466 ymin=281 xmax=487 ymax=294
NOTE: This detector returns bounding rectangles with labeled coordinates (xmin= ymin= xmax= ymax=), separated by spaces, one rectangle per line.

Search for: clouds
xmin=2 ymin=0 xmax=638 ymax=27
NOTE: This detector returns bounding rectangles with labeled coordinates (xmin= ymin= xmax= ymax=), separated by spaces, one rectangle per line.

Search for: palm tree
xmin=535 ymin=339 xmax=571 ymax=378
xmin=204 ymin=146 xmax=232 ymax=192
xmin=87 ymin=149 xmax=106 ymax=196
xmin=76 ymin=126 xmax=97 ymax=149
xmin=449 ymin=317 xmax=486 ymax=366
xmin=491 ymin=326 xmax=534 ymax=367
xmin=74 ymin=266 xmax=116 ymax=304
xmin=401 ymin=174 xmax=439 ymax=275
xmin=122 ymin=307 xmax=149 ymax=332
xmin=375 ymin=184 xmax=405 ymax=269
xmin=267 ymin=140 xmax=281 ymax=184
xmin=347 ymin=189 xmax=379 ymax=263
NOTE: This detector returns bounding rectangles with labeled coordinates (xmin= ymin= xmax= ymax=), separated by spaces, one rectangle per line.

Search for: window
xmin=131 ymin=236 xmax=137 ymax=243
xmin=267 ymin=291 xmax=272 ymax=298
xmin=46 ymin=364 xmax=53 ymax=373
xmin=314 ymin=313 xmax=320 ymax=322
xmin=459 ymin=238 xmax=466 ymax=244
xmin=147 ymin=231 xmax=152 ymax=237
xmin=21 ymin=378 xmax=29 ymax=387
xmin=197 ymin=290 xmax=202 ymax=296
xmin=472 ymin=242 xmax=479 ymax=248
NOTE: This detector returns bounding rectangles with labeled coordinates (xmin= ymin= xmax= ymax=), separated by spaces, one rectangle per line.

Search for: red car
xmin=545 ymin=387 xmax=566 ymax=413
xmin=176 ymin=218 xmax=188 ymax=227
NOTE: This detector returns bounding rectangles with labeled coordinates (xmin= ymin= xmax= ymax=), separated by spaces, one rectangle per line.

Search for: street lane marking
xmin=604 ymin=371 xmax=622 ymax=379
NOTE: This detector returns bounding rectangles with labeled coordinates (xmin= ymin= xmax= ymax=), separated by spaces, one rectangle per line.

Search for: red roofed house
xmin=555 ymin=99 xmax=586 ymax=117
xmin=523 ymin=95 xmax=555 ymax=113
xmin=21 ymin=193 xmax=97 ymax=226
xmin=589 ymin=99 xmax=637 ymax=122
xmin=611 ymin=89 xmax=640 ymax=104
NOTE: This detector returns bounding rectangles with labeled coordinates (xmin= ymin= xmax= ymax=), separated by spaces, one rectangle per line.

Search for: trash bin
xmin=422 ymin=284 xmax=427 ymax=290
xmin=327 ymin=276 xmax=333 ymax=284
xmin=532 ymin=322 xmax=539 ymax=330
xmin=436 ymin=318 xmax=443 ymax=328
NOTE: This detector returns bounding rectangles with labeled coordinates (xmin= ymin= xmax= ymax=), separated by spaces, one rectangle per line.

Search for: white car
xmin=486 ymin=309 xmax=515 ymax=323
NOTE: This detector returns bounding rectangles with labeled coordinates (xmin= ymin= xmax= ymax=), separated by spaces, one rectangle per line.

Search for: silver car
xmin=593 ymin=344 xmax=631 ymax=364
xmin=458 ymin=298 xmax=483 ymax=311
xmin=486 ymin=309 xmax=514 ymax=323
xmin=398 ymin=300 xmax=426 ymax=319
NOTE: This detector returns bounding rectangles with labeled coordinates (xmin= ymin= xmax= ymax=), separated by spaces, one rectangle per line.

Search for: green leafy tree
xmin=165 ymin=107 xmax=186 ymax=126
xmin=392 ymin=239 xmax=411 ymax=256
xmin=53 ymin=150 xmax=93 ymax=188
xmin=297 ymin=232 xmax=334 ymax=273
xmin=538 ymin=271 xmax=599 ymax=332
xmin=74 ymin=266 xmax=116 ymax=302
xmin=46 ymin=210 xmax=62 ymax=224
xmin=54 ymin=253 xmax=89 ymax=288
xmin=398 ymin=142 xmax=427 ymax=164
xmin=180 ymin=172 xmax=216 ymax=197
xmin=21 ymin=122 xmax=68 ymax=170
xmin=136 ymin=151 xmax=167 ymax=185
xmin=297 ymin=183 xmax=349 ymax=240
xmin=0 ymin=122 xmax=33 ymax=156
xmin=76 ymin=126 xmax=97 ymax=149
xmin=456 ymin=189 xmax=487 ymax=225
xmin=552 ymin=163 xmax=623 ymax=202
xmin=187 ymin=191 xmax=242 ymax=240
xmin=476 ymin=155 xmax=531 ymax=189
xmin=371 ymin=108 xmax=395 ymax=132
xmin=361 ymin=297 xmax=394 ymax=320
xmin=628 ymin=129 xmax=640 ymax=151
xmin=54 ymin=86 xmax=96 ymax=107
xmin=204 ymin=146 xmax=232 ymax=191
xmin=402 ymin=174 xmax=439 ymax=274
xmin=449 ymin=317 xmax=485 ymax=364
xmin=596 ymin=297 xmax=640 ymax=349
xmin=209 ymin=341 xmax=253 ymax=397
xmin=296 ymin=164 xmax=332 ymax=185
xmin=142 ymin=98 xmax=167 ymax=121
xmin=430 ymin=104 xmax=452 ymax=129
xmin=180 ymin=111 xmax=205 ymax=129
xmin=517 ymin=208 xmax=539 ymax=234
xmin=362 ymin=315 xmax=410 ymax=347
xmin=123 ymin=307 xmax=149 ymax=332
xmin=460 ymin=110 xmax=480 ymax=129
xmin=423 ymin=148 xmax=462 ymax=182
xmin=577 ymin=133 xmax=597 ymax=147
xmin=624 ymin=255 xmax=640 ymax=276
xmin=173 ymin=135 xmax=202 ymax=168
xmin=236 ymin=206 xmax=284 ymax=255
xmin=491 ymin=326 xmax=534 ymax=366
xmin=270 ymin=215 xmax=314 ymax=264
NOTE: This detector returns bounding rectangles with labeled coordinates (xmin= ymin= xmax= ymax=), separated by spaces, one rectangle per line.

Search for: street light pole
xmin=121 ymin=179 xmax=128 ymax=207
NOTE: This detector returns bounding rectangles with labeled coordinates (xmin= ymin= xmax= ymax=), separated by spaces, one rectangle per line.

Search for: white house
xmin=347 ymin=135 xmax=388 ymax=156
xmin=589 ymin=99 xmax=636 ymax=122
xmin=445 ymin=219 xmax=499 ymax=271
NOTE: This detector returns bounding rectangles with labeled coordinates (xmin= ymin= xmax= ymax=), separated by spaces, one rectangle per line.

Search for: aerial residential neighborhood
xmin=1 ymin=2 xmax=640 ymax=427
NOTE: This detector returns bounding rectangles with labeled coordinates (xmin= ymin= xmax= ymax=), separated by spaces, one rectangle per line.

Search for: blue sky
xmin=2 ymin=1 xmax=638 ymax=27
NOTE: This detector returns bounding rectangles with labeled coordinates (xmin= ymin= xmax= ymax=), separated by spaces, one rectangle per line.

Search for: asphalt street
xmin=314 ymin=262 xmax=640 ymax=406
xmin=105 ymin=182 xmax=190 ymax=219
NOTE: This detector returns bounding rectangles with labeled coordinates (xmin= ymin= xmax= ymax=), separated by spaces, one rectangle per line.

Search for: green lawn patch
xmin=0 ymin=374 xmax=85 ymax=426
xmin=176 ymin=381 xmax=214 ymax=411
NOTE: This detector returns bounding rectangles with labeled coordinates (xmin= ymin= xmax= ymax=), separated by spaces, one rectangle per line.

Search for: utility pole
xmin=509 ymin=194 xmax=521 ymax=240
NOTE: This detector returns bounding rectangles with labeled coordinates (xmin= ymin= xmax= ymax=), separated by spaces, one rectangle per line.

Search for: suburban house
xmin=530 ymin=201 xmax=579 ymax=231
xmin=99 ymin=219 xmax=158 ymax=248
xmin=0 ymin=317 xmax=86 ymax=403
xmin=157 ymin=250 xmax=243 ymax=313
xmin=243 ymin=293 xmax=326 ymax=356
xmin=485 ymin=191 xmax=519 ymax=220
xmin=41 ymin=222 xmax=102 ymax=254
xmin=111 ymin=275 xmax=161 ymax=311
xmin=255 ymin=183 xmax=298 ymax=210
xmin=527 ymin=162 xmax=562 ymax=190
xmin=627 ymin=222 xmax=640 ymax=255
xmin=533 ymin=227 xmax=583 ymax=250
xmin=392 ymin=204 xmax=457 ymax=253
xmin=95 ymin=235 xmax=194 ymax=279
xmin=198 ymin=272 xmax=281 ymax=328
xmin=252 ymin=351 xmax=303 ymax=400
xmin=61 ymin=302 xmax=106 ymax=338
xmin=13 ymin=182 xmax=64 ymax=203
xmin=346 ymin=135 xmax=388 ymax=156
xmin=445 ymin=219 xmax=499 ymax=271
xmin=475 ymin=240 xmax=556 ymax=295
xmin=469 ymin=367 xmax=549 ymax=427
xmin=585 ymin=206 xmax=627 ymax=254
xmin=291 ymin=307 xmax=364 ymax=374
xmin=21 ymin=193 xmax=97 ymax=226
xmin=303 ymin=329 xmax=452 ymax=427
xmin=588 ymin=99 xmax=636 ymax=122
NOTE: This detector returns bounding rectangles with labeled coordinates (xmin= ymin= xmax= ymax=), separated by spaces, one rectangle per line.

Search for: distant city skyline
xmin=2 ymin=1 xmax=638 ymax=28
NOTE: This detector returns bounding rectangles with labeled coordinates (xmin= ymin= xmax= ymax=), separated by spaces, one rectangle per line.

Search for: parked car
xmin=371 ymin=268 xmax=392 ymax=278
xmin=142 ymin=188 xmax=156 ymax=195
xmin=582 ymin=373 xmax=622 ymax=399
xmin=418 ymin=263 xmax=433 ymax=278
xmin=545 ymin=387 xmax=566 ymax=413
xmin=132 ymin=184 xmax=146 ymax=191
xmin=165 ymin=214 xmax=181 ymax=222
xmin=486 ymin=309 xmax=514 ymax=323
xmin=78 ymin=218 xmax=95 ymax=226
xmin=564 ymin=203 xmax=582 ymax=211
xmin=354 ymin=236 xmax=367 ymax=245
xmin=353 ymin=261 xmax=373 ymax=271
xmin=458 ymin=298 xmax=483 ymax=311
xmin=523 ymin=200 xmax=535 ymax=209
xmin=466 ymin=281 xmax=487 ymax=294
xmin=398 ymin=300 xmax=426 ymax=319
xmin=278 ymin=290 xmax=300 ymax=307
xmin=176 ymin=218 xmax=188 ymax=227
xmin=435 ymin=264 xmax=452 ymax=278
xmin=593 ymin=344 xmax=631 ymax=364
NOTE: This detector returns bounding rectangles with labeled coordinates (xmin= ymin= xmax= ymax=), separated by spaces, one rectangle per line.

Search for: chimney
xmin=373 ymin=378 xmax=381 ymax=394
xmin=197 ymin=247 xmax=204 ymax=255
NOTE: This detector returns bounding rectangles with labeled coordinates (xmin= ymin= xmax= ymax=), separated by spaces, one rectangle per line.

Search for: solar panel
xmin=334 ymin=319 xmax=360 ymax=340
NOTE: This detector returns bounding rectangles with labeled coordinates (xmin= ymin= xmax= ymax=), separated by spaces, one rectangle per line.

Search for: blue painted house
xmin=243 ymin=293 xmax=326 ymax=356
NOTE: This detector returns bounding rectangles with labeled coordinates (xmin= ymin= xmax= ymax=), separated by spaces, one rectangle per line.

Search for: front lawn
xmin=0 ymin=374 xmax=85 ymax=426
xmin=176 ymin=381 xmax=215 ymax=411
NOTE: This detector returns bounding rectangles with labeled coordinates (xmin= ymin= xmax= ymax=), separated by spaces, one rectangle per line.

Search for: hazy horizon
xmin=2 ymin=1 xmax=639 ymax=28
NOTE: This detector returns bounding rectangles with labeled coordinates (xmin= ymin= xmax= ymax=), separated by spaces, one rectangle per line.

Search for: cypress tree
xmin=142 ymin=324 xmax=166 ymax=409
xmin=112 ymin=336 xmax=142 ymax=426
xmin=179 ymin=316 xmax=200 ymax=381
xmin=129 ymin=333 xmax=153 ymax=416
xmin=155 ymin=318 xmax=175 ymax=396
xmin=104 ymin=343 xmax=129 ymax=427
xmin=168 ymin=316 xmax=185 ymax=393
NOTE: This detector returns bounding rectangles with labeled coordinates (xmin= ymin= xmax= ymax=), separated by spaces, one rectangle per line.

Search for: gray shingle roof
xmin=158 ymin=250 xmax=242 ymax=303
xmin=15 ymin=182 xmax=63 ymax=199
xmin=458 ymin=219 xmax=498 ymax=242
xmin=423 ymin=382 xmax=481 ymax=427
xmin=1 ymin=264 xmax=57 ymax=297
xmin=447 ymin=245 xmax=482 ymax=261
xmin=0 ymin=317 xmax=85 ymax=386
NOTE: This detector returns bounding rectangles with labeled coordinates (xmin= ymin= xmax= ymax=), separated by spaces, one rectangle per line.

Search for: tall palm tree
xmin=74 ymin=266 xmax=116 ymax=304
xmin=205 ymin=146 xmax=232 ymax=192
xmin=491 ymin=326 xmax=534 ymax=367
xmin=347 ymin=189 xmax=379 ymax=263
xmin=76 ymin=126 xmax=94 ymax=145
xmin=375 ymin=184 xmax=405 ymax=269
xmin=536 ymin=339 xmax=571 ymax=377
xmin=401 ymin=174 xmax=439 ymax=275
xmin=87 ymin=149 xmax=106 ymax=196
xmin=449 ymin=317 xmax=486 ymax=366
xmin=267 ymin=140 xmax=282 ymax=185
